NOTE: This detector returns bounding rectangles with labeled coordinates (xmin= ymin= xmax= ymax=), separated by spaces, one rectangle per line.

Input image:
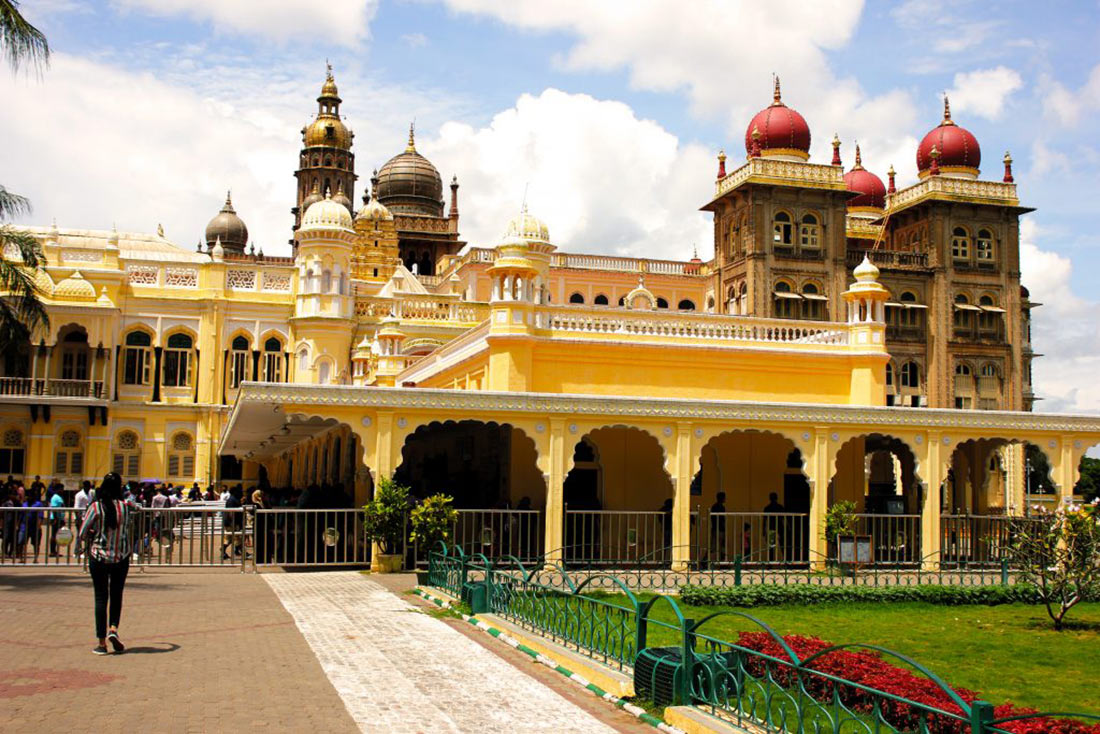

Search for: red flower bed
xmin=732 ymin=632 xmax=1100 ymax=734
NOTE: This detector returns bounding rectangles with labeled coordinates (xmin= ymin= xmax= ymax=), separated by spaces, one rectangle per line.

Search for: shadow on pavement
xmin=123 ymin=643 xmax=181 ymax=655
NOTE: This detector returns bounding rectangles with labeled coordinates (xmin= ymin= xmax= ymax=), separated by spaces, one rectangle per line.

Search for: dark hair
xmin=98 ymin=473 xmax=123 ymax=530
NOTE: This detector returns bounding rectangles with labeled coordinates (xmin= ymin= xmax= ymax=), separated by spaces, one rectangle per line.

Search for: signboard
xmin=837 ymin=535 xmax=873 ymax=565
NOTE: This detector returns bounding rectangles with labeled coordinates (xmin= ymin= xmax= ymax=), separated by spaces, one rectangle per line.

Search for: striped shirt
xmin=79 ymin=500 xmax=137 ymax=563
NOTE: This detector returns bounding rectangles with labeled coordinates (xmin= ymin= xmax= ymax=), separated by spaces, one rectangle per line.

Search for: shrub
xmin=409 ymin=493 xmax=458 ymax=550
xmin=361 ymin=477 xmax=409 ymax=555
xmin=678 ymin=582 xmax=1099 ymax=608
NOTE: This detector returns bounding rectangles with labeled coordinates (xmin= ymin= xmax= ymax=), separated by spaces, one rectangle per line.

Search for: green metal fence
xmin=425 ymin=541 xmax=1100 ymax=734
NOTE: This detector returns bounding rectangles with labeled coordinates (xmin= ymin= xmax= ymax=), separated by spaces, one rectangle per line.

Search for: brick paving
xmin=0 ymin=569 xmax=358 ymax=733
xmin=265 ymin=571 xmax=651 ymax=733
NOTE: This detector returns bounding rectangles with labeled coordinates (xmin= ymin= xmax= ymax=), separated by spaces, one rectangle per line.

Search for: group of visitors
xmin=0 ymin=475 xmax=72 ymax=561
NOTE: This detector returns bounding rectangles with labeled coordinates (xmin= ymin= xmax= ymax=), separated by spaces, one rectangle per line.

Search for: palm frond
xmin=0 ymin=0 xmax=49 ymax=74
xmin=0 ymin=225 xmax=48 ymax=348
xmin=0 ymin=185 xmax=31 ymax=220
xmin=0 ymin=225 xmax=42 ymax=269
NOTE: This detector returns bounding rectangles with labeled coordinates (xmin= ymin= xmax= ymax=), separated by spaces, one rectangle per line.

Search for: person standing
xmin=78 ymin=473 xmax=135 ymax=655
xmin=48 ymin=485 xmax=65 ymax=557
xmin=73 ymin=482 xmax=91 ymax=557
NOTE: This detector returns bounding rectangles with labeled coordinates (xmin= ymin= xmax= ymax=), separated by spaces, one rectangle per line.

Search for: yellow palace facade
xmin=4 ymin=71 xmax=1100 ymax=568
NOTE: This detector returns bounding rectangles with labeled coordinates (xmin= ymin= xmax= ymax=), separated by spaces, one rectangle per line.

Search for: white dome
xmin=355 ymin=197 xmax=394 ymax=222
xmin=504 ymin=207 xmax=550 ymax=243
xmin=301 ymin=195 xmax=354 ymax=232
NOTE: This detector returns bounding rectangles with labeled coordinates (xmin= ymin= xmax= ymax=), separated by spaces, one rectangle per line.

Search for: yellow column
xmin=374 ymin=411 xmax=396 ymax=484
xmin=1050 ymin=436 xmax=1084 ymax=504
xmin=671 ymin=422 xmax=693 ymax=572
xmin=543 ymin=418 xmax=567 ymax=564
xmin=806 ymin=428 xmax=833 ymax=570
xmin=920 ymin=433 xmax=944 ymax=570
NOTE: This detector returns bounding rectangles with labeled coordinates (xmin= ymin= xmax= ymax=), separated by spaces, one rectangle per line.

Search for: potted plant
xmin=362 ymin=477 xmax=410 ymax=573
xmin=409 ymin=493 xmax=458 ymax=583
xmin=824 ymin=500 xmax=858 ymax=570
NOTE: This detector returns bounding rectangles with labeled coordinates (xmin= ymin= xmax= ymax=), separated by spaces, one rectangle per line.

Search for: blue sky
xmin=4 ymin=0 xmax=1100 ymax=412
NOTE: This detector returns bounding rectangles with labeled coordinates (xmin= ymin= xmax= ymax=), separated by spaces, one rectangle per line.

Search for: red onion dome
xmin=743 ymin=77 xmax=811 ymax=161
xmin=916 ymin=97 xmax=981 ymax=178
xmin=843 ymin=145 xmax=886 ymax=210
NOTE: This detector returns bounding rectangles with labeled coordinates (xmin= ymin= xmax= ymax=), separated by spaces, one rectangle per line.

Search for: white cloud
xmin=402 ymin=32 xmax=429 ymax=48
xmin=0 ymin=52 xmax=469 ymax=254
xmin=1019 ymin=219 xmax=1100 ymax=414
xmin=1040 ymin=64 xmax=1100 ymax=129
xmin=946 ymin=67 xmax=1023 ymax=120
xmin=422 ymin=89 xmax=712 ymax=259
xmin=438 ymin=0 xmax=920 ymax=182
xmin=111 ymin=0 xmax=378 ymax=46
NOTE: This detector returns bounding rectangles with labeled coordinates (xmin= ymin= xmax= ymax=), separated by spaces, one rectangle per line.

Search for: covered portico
xmin=220 ymin=382 xmax=1100 ymax=570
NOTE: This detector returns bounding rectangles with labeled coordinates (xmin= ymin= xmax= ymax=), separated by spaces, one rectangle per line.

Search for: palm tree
xmin=0 ymin=0 xmax=50 ymax=352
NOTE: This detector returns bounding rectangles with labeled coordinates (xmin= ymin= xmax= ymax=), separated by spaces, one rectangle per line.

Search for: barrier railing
xmin=941 ymin=515 xmax=1038 ymax=568
xmin=705 ymin=512 xmax=809 ymax=567
xmin=405 ymin=509 xmax=543 ymax=568
xmin=424 ymin=542 xmax=1100 ymax=732
xmin=253 ymin=508 xmax=369 ymax=567
xmin=853 ymin=513 xmax=922 ymax=566
xmin=564 ymin=510 xmax=672 ymax=566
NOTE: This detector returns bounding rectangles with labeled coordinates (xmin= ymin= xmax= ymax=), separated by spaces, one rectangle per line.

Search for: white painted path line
xmin=264 ymin=572 xmax=620 ymax=734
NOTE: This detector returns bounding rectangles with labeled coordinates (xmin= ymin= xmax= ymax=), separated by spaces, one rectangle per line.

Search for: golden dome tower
xmin=292 ymin=64 xmax=357 ymax=233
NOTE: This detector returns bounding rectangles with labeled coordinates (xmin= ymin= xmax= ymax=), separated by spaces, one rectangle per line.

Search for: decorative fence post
xmin=1000 ymin=558 xmax=1009 ymax=586
xmin=734 ymin=555 xmax=742 ymax=586
xmin=679 ymin=616 xmax=694 ymax=706
xmin=969 ymin=700 xmax=994 ymax=732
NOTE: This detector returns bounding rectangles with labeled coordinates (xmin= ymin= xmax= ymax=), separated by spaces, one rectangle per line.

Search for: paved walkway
xmin=0 ymin=569 xmax=358 ymax=733
xmin=264 ymin=571 xmax=627 ymax=733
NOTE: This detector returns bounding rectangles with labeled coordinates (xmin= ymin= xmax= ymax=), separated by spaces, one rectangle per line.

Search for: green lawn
xmin=607 ymin=596 xmax=1100 ymax=715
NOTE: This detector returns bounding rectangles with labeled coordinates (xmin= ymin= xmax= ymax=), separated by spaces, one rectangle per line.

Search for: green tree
xmin=0 ymin=1 xmax=51 ymax=351
xmin=362 ymin=477 xmax=410 ymax=555
xmin=408 ymin=493 xmax=459 ymax=551
xmin=1076 ymin=456 xmax=1100 ymax=503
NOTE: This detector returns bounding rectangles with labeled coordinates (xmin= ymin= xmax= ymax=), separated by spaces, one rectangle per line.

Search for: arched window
xmin=0 ymin=428 xmax=24 ymax=475
xmin=321 ymin=270 xmax=332 ymax=293
xmin=885 ymin=362 xmax=895 ymax=388
xmin=122 ymin=330 xmax=152 ymax=385
xmin=297 ymin=347 xmax=310 ymax=374
xmin=594 ymin=294 xmax=609 ymax=306
xmin=112 ymin=430 xmax=141 ymax=479
xmin=901 ymin=361 xmax=920 ymax=389
xmin=167 ymin=432 xmax=195 ymax=478
xmin=953 ymin=293 xmax=975 ymax=331
xmin=739 ymin=282 xmax=748 ymax=315
xmin=774 ymin=280 xmax=796 ymax=319
xmin=262 ymin=337 xmax=284 ymax=382
xmin=899 ymin=291 xmax=921 ymax=327
xmin=163 ymin=332 xmax=193 ymax=387
xmin=978 ymin=294 xmax=1002 ymax=334
xmin=980 ymin=363 xmax=999 ymax=378
xmin=951 ymin=227 xmax=970 ymax=261
xmin=677 ymin=299 xmax=696 ymax=311
xmin=656 ymin=297 xmax=669 ymax=309
xmin=956 ymin=363 xmax=972 ymax=375
xmin=801 ymin=282 xmax=824 ymax=320
xmin=569 ymin=292 xmax=585 ymax=304
xmin=419 ymin=252 xmax=433 ymax=276
xmin=726 ymin=220 xmax=737 ymax=257
xmin=617 ymin=295 xmax=625 ymax=307
xmin=706 ymin=296 xmax=715 ymax=312
xmin=739 ymin=215 xmax=750 ymax=254
xmin=773 ymin=211 xmax=793 ymax=246
xmin=339 ymin=272 xmax=348 ymax=295
xmin=229 ymin=335 xmax=251 ymax=389
xmin=799 ymin=213 xmax=820 ymax=250
xmin=55 ymin=429 xmax=83 ymax=475
xmin=317 ymin=360 xmax=331 ymax=384
xmin=976 ymin=229 xmax=994 ymax=262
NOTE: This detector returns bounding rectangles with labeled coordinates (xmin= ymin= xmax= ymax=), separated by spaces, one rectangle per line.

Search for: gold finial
xmin=751 ymin=125 xmax=761 ymax=141
xmin=324 ymin=186 xmax=332 ymax=199
xmin=1003 ymin=150 xmax=1012 ymax=164
xmin=929 ymin=144 xmax=940 ymax=159
xmin=942 ymin=94 xmax=954 ymax=125
xmin=326 ymin=59 xmax=333 ymax=80
xmin=887 ymin=164 xmax=896 ymax=176
xmin=717 ymin=149 xmax=726 ymax=162
xmin=773 ymin=74 xmax=781 ymax=104
xmin=854 ymin=143 xmax=862 ymax=168
xmin=406 ymin=122 xmax=416 ymax=152
xmin=832 ymin=133 xmax=840 ymax=148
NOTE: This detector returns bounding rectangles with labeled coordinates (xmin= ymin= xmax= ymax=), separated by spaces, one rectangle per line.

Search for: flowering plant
xmin=734 ymin=632 xmax=1100 ymax=733
xmin=1010 ymin=499 xmax=1100 ymax=630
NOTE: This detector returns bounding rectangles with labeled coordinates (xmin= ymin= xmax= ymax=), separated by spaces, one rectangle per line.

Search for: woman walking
xmin=78 ymin=473 xmax=135 ymax=655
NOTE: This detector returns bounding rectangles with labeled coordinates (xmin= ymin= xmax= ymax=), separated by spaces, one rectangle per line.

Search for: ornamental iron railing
xmin=424 ymin=541 xmax=1100 ymax=733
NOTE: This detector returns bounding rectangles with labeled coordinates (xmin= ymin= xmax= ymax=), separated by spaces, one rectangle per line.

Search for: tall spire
xmin=406 ymin=122 xmax=416 ymax=153
xmin=449 ymin=174 xmax=460 ymax=220
xmin=831 ymin=134 xmax=841 ymax=166
xmin=942 ymin=94 xmax=954 ymax=125
xmin=854 ymin=143 xmax=863 ymax=169
xmin=772 ymin=74 xmax=782 ymax=105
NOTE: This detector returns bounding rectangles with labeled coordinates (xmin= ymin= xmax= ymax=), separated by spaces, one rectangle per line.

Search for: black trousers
xmin=89 ymin=557 xmax=130 ymax=640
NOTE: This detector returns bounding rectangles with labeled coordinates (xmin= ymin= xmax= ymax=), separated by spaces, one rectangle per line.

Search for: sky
xmin=3 ymin=0 xmax=1100 ymax=415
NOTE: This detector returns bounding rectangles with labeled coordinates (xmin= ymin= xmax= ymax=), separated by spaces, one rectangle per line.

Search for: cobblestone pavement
xmin=0 ymin=569 xmax=358 ymax=733
xmin=265 ymin=571 xmax=635 ymax=734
